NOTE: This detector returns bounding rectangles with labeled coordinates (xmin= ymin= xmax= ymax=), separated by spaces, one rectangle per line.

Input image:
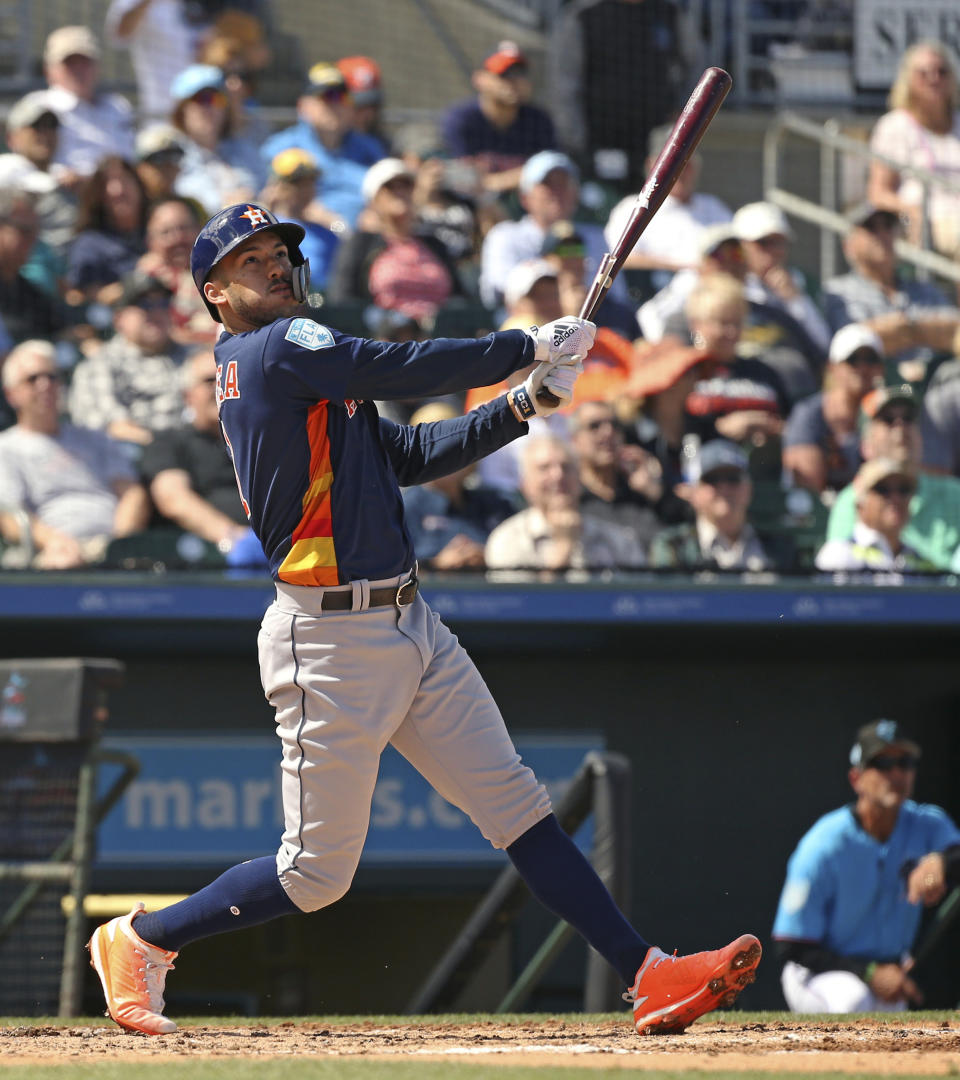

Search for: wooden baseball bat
xmin=537 ymin=66 xmax=733 ymax=406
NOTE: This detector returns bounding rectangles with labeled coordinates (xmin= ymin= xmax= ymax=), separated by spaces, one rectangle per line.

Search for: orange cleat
xmin=626 ymin=933 xmax=762 ymax=1035
xmin=88 ymin=902 xmax=178 ymax=1035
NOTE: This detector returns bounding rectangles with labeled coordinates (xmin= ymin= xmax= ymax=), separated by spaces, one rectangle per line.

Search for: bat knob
xmin=536 ymin=387 xmax=561 ymax=408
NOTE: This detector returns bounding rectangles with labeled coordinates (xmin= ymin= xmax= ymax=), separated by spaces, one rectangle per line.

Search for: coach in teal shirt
xmin=772 ymin=721 xmax=960 ymax=1013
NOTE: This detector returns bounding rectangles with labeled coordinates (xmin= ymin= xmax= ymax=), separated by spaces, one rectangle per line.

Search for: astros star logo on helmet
xmin=240 ymin=205 xmax=270 ymax=228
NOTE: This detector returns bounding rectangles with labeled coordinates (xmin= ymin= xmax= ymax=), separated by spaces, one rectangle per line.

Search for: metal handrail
xmin=763 ymin=111 xmax=960 ymax=288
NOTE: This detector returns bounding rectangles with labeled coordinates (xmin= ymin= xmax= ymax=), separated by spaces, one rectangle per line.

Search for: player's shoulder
xmin=901 ymin=799 xmax=957 ymax=828
xmin=276 ymin=315 xmax=340 ymax=352
xmin=795 ymin=805 xmax=857 ymax=854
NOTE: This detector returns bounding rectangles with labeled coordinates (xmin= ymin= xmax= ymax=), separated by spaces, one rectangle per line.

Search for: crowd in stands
xmin=1 ymin=9 xmax=960 ymax=579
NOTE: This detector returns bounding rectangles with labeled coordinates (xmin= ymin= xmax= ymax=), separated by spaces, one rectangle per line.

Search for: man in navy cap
xmin=648 ymin=439 xmax=784 ymax=570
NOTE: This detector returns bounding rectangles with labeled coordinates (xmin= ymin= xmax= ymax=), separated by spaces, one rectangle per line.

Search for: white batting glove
xmin=525 ymin=317 xmax=596 ymax=365
xmin=510 ymin=359 xmax=582 ymax=420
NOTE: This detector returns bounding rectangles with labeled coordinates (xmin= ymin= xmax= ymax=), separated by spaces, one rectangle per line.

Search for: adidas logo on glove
xmin=552 ymin=322 xmax=578 ymax=348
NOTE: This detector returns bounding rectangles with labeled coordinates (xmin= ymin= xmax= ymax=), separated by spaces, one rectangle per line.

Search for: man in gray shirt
xmin=0 ymin=339 xmax=149 ymax=568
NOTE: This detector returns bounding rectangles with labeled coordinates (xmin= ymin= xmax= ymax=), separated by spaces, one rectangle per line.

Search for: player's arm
xmin=345 ymin=319 xmax=595 ymax=402
xmin=380 ymin=395 xmax=526 ymax=487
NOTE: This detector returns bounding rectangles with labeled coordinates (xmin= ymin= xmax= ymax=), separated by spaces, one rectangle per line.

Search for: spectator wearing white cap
xmin=782 ymin=323 xmax=886 ymax=495
xmin=735 ymin=201 xmax=831 ymax=353
xmin=169 ymin=64 xmax=263 ymax=216
xmin=327 ymin=157 xmax=463 ymax=318
xmin=640 ymin=218 xmax=826 ymax=405
xmin=1 ymin=90 xmax=77 ymax=269
xmin=479 ymin=149 xmax=633 ymax=332
xmin=41 ymin=25 xmax=135 ymax=180
xmin=106 ymin=0 xmax=208 ymax=122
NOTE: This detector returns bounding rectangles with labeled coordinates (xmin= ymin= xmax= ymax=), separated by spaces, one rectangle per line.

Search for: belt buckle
xmin=395 ymin=575 xmax=418 ymax=608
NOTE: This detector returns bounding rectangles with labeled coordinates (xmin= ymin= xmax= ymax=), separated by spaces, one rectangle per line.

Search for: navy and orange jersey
xmin=213 ymin=315 xmax=533 ymax=584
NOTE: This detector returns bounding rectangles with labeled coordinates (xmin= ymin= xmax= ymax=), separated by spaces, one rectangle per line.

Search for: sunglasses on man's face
xmin=191 ymin=88 xmax=227 ymax=108
xmin=701 ymin=468 xmax=746 ymax=487
xmin=30 ymin=114 xmax=59 ymax=133
xmin=317 ymin=87 xmax=348 ymax=105
xmin=867 ymin=753 xmax=919 ymax=772
xmin=874 ymin=408 xmax=914 ymax=426
xmin=871 ymin=480 xmax=915 ymax=498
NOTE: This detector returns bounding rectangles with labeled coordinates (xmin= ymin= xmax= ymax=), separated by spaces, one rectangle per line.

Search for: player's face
xmin=852 ymin=743 xmax=917 ymax=810
xmin=210 ymin=232 xmax=300 ymax=329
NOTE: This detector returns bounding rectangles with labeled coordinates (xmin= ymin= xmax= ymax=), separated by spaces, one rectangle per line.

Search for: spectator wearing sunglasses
xmin=825 ymin=384 xmax=960 ymax=570
xmin=822 ymin=202 xmax=957 ymax=379
xmin=68 ymin=271 xmax=186 ymax=450
xmin=772 ymin=720 xmax=960 ymax=1013
xmin=169 ymin=64 xmax=263 ymax=217
xmin=648 ymin=438 xmax=787 ymax=571
xmin=814 ymin=457 xmax=936 ymax=573
xmin=0 ymin=339 xmax=149 ymax=568
xmin=260 ymin=62 xmax=385 ymax=230
xmin=1 ymin=91 xmax=77 ymax=265
xmin=867 ymin=42 xmax=960 ymax=262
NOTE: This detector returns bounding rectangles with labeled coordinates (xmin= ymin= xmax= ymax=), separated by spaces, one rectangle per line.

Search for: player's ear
xmin=204 ymin=278 xmax=228 ymax=314
xmin=848 ymin=766 xmax=863 ymax=793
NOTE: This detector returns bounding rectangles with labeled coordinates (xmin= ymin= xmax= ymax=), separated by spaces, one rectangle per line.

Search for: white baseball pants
xmin=258 ymin=578 xmax=553 ymax=912
xmin=781 ymin=961 xmax=908 ymax=1013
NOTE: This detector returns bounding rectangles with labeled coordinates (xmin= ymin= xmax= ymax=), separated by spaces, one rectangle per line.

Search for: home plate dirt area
xmin=2 ymin=1016 xmax=959 ymax=1072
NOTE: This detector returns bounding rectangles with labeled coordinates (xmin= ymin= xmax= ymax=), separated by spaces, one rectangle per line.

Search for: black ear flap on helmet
xmin=292 ymin=259 xmax=311 ymax=303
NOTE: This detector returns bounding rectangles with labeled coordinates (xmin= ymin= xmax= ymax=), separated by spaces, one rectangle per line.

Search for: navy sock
xmin=506 ymin=814 xmax=650 ymax=985
xmin=132 ymin=856 xmax=300 ymax=952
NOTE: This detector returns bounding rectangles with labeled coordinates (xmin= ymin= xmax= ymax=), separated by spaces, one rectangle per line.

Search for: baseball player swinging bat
xmin=537 ymin=66 xmax=733 ymax=406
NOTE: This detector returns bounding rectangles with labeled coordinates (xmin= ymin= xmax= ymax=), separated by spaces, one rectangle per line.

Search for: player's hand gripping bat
xmin=537 ymin=66 xmax=733 ymax=406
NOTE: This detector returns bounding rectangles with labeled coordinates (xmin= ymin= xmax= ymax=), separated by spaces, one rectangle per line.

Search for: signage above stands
xmin=854 ymin=0 xmax=960 ymax=89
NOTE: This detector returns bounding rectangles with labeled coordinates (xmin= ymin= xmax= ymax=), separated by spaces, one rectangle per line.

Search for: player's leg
xmin=389 ymin=601 xmax=651 ymax=984
xmin=90 ymin=598 xmax=423 ymax=1033
xmin=392 ymin=602 xmax=761 ymax=1033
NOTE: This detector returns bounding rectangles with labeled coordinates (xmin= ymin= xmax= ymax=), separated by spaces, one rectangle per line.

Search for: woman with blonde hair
xmin=867 ymin=41 xmax=960 ymax=258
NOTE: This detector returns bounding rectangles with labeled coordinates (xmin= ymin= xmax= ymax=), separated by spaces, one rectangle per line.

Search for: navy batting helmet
xmin=191 ymin=203 xmax=309 ymax=322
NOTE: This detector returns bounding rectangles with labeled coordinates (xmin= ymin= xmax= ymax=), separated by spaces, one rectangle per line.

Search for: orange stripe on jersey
xmin=278 ymin=400 xmax=340 ymax=586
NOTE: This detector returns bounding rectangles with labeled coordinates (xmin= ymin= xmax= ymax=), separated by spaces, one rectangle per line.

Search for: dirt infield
xmin=2 ymin=1016 xmax=959 ymax=1072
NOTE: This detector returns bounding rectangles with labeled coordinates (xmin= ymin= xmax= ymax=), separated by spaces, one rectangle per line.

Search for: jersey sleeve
xmin=262 ymin=318 xmax=533 ymax=406
xmin=924 ymin=804 xmax=960 ymax=851
xmin=379 ymin=394 xmax=527 ymax=487
xmin=772 ymin=835 xmax=834 ymax=943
